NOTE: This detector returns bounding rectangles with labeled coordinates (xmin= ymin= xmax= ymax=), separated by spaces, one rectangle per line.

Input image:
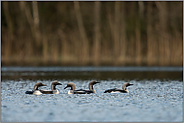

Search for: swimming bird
xmin=64 ymin=81 xmax=100 ymax=94
xmin=40 ymin=80 xmax=62 ymax=94
xmin=76 ymin=80 xmax=100 ymax=93
xmin=104 ymin=82 xmax=133 ymax=93
xmin=64 ymin=82 xmax=77 ymax=94
xmin=25 ymin=82 xmax=47 ymax=95
xmin=87 ymin=80 xmax=100 ymax=93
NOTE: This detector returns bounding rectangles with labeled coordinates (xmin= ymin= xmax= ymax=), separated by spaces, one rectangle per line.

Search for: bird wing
xmin=40 ymin=90 xmax=53 ymax=94
xmin=104 ymin=88 xmax=125 ymax=93
xmin=74 ymin=89 xmax=93 ymax=94
xmin=25 ymin=90 xmax=34 ymax=94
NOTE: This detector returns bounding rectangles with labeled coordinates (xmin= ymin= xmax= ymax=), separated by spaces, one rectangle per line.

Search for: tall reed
xmin=1 ymin=1 xmax=183 ymax=66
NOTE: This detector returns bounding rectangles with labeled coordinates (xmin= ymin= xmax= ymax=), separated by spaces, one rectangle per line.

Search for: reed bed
xmin=1 ymin=1 xmax=183 ymax=66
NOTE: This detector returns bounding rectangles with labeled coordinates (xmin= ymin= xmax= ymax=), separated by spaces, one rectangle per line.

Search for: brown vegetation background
xmin=1 ymin=1 xmax=183 ymax=66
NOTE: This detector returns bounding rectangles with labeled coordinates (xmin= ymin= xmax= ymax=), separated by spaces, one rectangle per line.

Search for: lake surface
xmin=1 ymin=66 xmax=183 ymax=122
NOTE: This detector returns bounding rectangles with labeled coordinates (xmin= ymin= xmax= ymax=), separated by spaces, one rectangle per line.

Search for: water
xmin=1 ymin=66 xmax=183 ymax=122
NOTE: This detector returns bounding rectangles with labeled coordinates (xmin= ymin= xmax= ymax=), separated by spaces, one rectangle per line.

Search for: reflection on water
xmin=1 ymin=66 xmax=183 ymax=72
xmin=1 ymin=66 xmax=183 ymax=122
xmin=1 ymin=66 xmax=183 ymax=80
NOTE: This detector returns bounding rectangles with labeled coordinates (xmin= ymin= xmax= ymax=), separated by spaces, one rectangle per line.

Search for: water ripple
xmin=1 ymin=79 xmax=183 ymax=122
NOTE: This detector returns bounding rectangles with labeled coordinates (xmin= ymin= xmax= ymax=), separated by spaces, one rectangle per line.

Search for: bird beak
xmin=64 ymin=86 xmax=68 ymax=89
xmin=129 ymin=84 xmax=133 ymax=86
xmin=58 ymin=83 xmax=62 ymax=85
xmin=96 ymin=81 xmax=100 ymax=83
xmin=43 ymin=84 xmax=47 ymax=86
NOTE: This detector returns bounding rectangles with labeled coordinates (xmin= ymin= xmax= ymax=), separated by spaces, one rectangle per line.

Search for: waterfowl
xmin=75 ymin=80 xmax=100 ymax=93
xmin=64 ymin=82 xmax=77 ymax=94
xmin=40 ymin=80 xmax=62 ymax=94
xmin=64 ymin=81 xmax=100 ymax=94
xmin=104 ymin=82 xmax=133 ymax=93
xmin=88 ymin=80 xmax=100 ymax=93
xmin=25 ymin=82 xmax=46 ymax=95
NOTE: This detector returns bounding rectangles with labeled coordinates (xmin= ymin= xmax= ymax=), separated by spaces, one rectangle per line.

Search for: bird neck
xmin=34 ymin=85 xmax=39 ymax=90
xmin=122 ymin=86 xmax=127 ymax=91
xmin=51 ymin=85 xmax=56 ymax=91
xmin=71 ymin=85 xmax=75 ymax=90
xmin=89 ymin=84 xmax=94 ymax=91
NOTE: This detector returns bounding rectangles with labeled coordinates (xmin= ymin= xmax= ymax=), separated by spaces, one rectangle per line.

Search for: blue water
xmin=1 ymin=67 xmax=183 ymax=122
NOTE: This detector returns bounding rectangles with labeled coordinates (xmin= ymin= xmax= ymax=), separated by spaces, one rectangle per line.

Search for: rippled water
xmin=1 ymin=67 xmax=183 ymax=122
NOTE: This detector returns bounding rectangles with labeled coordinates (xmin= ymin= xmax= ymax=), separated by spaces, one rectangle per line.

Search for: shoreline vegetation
xmin=2 ymin=1 xmax=183 ymax=66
